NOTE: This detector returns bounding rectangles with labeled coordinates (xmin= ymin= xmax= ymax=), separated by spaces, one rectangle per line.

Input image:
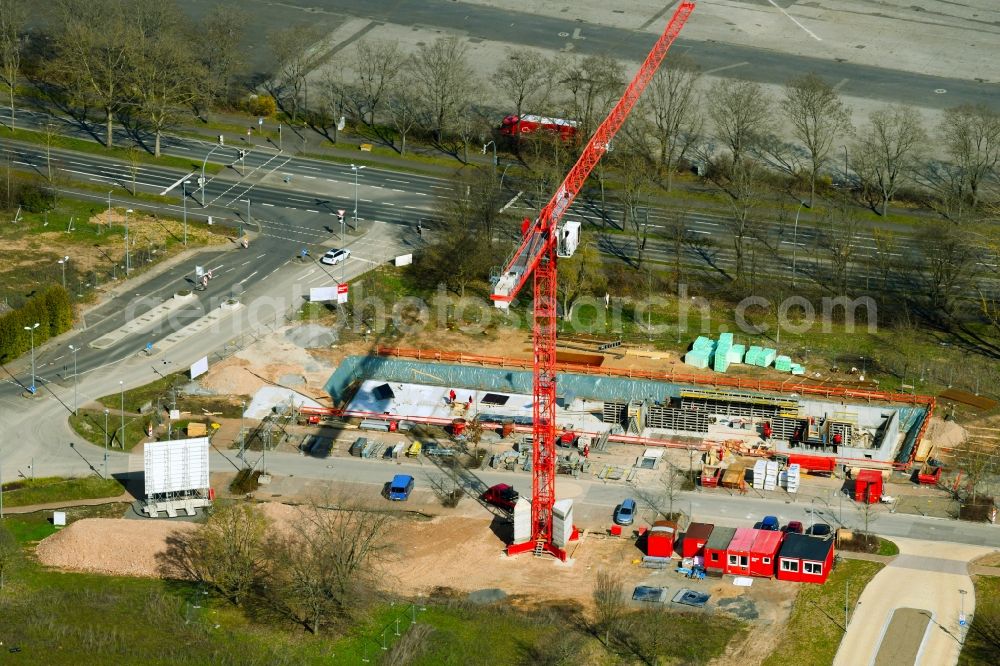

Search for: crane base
xmin=507 ymin=540 xmax=568 ymax=561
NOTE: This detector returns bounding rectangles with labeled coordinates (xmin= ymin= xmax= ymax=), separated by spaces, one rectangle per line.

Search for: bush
xmin=246 ymin=94 xmax=277 ymax=118
xmin=0 ymin=285 xmax=74 ymax=362
xmin=18 ymin=182 xmax=57 ymax=212
xmin=229 ymin=469 xmax=261 ymax=495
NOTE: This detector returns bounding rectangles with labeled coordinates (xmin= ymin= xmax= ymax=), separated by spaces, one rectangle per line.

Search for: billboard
xmin=310 ymin=286 xmax=339 ymax=302
xmin=190 ymin=355 xmax=209 ymax=379
xmin=144 ymin=437 xmax=210 ymax=496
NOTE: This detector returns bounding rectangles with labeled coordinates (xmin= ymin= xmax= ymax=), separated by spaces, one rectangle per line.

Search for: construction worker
xmin=448 ymin=389 xmax=457 ymax=404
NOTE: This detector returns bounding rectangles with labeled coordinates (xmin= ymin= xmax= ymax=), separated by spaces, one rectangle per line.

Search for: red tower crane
xmin=492 ymin=1 xmax=696 ymax=560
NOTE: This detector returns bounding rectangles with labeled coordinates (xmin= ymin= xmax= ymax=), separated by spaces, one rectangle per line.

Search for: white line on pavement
xmin=262 ymin=202 xmax=275 ymax=207
xmin=239 ymin=270 xmax=259 ymax=284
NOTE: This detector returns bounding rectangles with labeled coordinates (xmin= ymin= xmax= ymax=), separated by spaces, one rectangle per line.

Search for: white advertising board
xmin=144 ymin=437 xmax=210 ymax=496
xmin=394 ymin=253 xmax=413 ymax=267
xmin=190 ymin=355 xmax=209 ymax=379
xmin=310 ymin=286 xmax=340 ymax=302
xmin=552 ymin=498 xmax=574 ymax=548
xmin=512 ymin=497 xmax=532 ymax=544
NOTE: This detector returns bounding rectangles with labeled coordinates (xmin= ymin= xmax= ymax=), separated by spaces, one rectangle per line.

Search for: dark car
xmin=759 ymin=515 xmax=780 ymax=531
xmin=481 ymin=483 xmax=518 ymax=511
xmin=784 ymin=520 xmax=804 ymax=534
xmin=806 ymin=523 xmax=833 ymax=538
xmin=614 ymin=498 xmax=637 ymax=526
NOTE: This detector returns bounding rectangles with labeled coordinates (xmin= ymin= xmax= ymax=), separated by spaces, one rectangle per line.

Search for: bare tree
xmin=664 ymin=210 xmax=701 ymax=294
xmin=708 ymin=78 xmax=772 ymax=164
xmin=0 ymin=0 xmax=26 ymax=130
xmin=352 ymin=39 xmax=404 ymax=126
xmin=870 ymin=227 xmax=898 ymax=291
xmin=130 ymin=11 xmax=203 ymax=156
xmin=262 ymin=495 xmax=394 ymax=635
xmin=562 ymin=54 xmax=624 ymax=140
xmin=495 ymin=48 xmax=553 ymax=135
xmin=713 ymin=156 xmax=767 ymax=288
xmin=852 ymin=105 xmax=926 ymax=216
xmin=959 ymin=439 xmax=997 ymax=505
xmin=857 ymin=498 xmax=881 ymax=535
xmin=197 ymin=4 xmax=248 ymax=108
xmin=611 ymin=136 xmax=653 ymax=268
xmin=641 ymin=54 xmax=703 ymax=190
xmin=320 ymin=68 xmax=350 ymax=144
xmin=386 ymin=91 xmax=419 ymax=155
xmin=410 ymin=36 xmax=476 ymax=143
xmin=558 ymin=241 xmax=605 ymax=319
xmin=916 ymin=220 xmax=981 ymax=317
xmin=49 ymin=0 xmax=132 ymax=148
xmin=783 ymin=73 xmax=852 ymax=207
xmin=184 ymin=502 xmax=269 ymax=605
xmin=820 ymin=201 xmax=860 ymax=293
xmin=939 ymin=103 xmax=1000 ymax=211
xmin=592 ymin=569 xmax=627 ymax=646
xmin=268 ymin=24 xmax=322 ymax=123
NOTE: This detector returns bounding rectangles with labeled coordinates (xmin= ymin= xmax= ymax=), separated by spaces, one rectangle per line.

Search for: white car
xmin=320 ymin=248 xmax=351 ymax=265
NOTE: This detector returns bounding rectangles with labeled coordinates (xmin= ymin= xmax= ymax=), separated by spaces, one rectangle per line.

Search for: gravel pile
xmin=36 ymin=518 xmax=199 ymax=579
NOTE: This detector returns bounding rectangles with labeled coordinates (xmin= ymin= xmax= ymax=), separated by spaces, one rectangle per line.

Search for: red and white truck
xmin=499 ymin=114 xmax=578 ymax=140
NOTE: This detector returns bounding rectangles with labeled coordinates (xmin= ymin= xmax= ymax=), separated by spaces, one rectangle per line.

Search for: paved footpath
xmin=834 ymin=537 xmax=994 ymax=666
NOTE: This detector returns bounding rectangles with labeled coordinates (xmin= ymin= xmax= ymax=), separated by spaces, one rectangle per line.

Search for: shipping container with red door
xmin=704 ymin=526 xmax=736 ymax=575
xmin=748 ymin=529 xmax=783 ymax=577
xmin=724 ymin=528 xmax=756 ymax=576
xmin=681 ymin=522 xmax=715 ymax=558
xmin=854 ymin=469 xmax=883 ymax=504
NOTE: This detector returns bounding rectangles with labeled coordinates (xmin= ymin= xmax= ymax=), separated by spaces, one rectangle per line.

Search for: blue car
xmin=614 ymin=498 xmax=637 ymax=526
xmin=388 ymin=474 xmax=415 ymax=501
xmin=759 ymin=515 xmax=780 ymax=531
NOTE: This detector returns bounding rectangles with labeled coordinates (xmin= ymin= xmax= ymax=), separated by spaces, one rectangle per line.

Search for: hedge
xmin=0 ymin=285 xmax=73 ymax=362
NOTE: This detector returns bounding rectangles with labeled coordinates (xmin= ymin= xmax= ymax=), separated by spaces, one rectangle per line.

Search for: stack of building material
xmin=713 ymin=333 xmax=734 ymax=372
xmin=790 ymin=363 xmax=805 ymax=375
xmin=744 ymin=346 xmax=763 ymax=366
xmin=684 ymin=336 xmax=716 ymax=369
xmin=764 ymin=461 xmax=779 ymax=490
xmin=785 ymin=463 xmax=801 ymax=493
xmin=774 ymin=355 xmax=792 ymax=372
xmin=752 ymin=459 xmax=767 ymax=490
xmin=728 ymin=344 xmax=746 ymax=364
xmin=760 ymin=348 xmax=777 ymax=367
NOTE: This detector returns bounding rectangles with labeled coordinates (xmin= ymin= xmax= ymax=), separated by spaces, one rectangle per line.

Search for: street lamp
xmin=104 ymin=408 xmax=110 ymax=478
xmin=351 ymin=164 xmax=366 ymax=229
xmin=482 ymin=141 xmax=497 ymax=171
xmin=239 ymin=399 xmax=246 ymax=463
xmin=58 ymin=255 xmax=69 ymax=289
xmin=182 ymin=180 xmax=192 ymax=246
xmin=959 ymin=588 xmax=967 ymax=628
xmin=124 ymin=209 xmax=134 ymax=275
xmin=24 ymin=322 xmax=39 ymax=394
xmin=68 ymin=344 xmax=78 ymax=415
xmin=119 ymin=380 xmax=125 ymax=450
xmin=792 ymin=200 xmax=805 ymax=287
xmin=200 ymin=137 xmax=225 ymax=206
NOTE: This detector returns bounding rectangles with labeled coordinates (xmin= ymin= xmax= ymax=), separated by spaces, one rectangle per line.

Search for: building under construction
xmin=322 ymin=349 xmax=934 ymax=469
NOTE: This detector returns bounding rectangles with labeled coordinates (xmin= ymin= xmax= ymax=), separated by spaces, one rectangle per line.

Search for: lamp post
xmin=124 ymin=209 xmax=134 ymax=275
xmin=182 ymin=180 xmax=191 ymax=246
xmin=24 ymin=322 xmax=39 ymax=394
xmin=68 ymin=344 xmax=78 ymax=415
xmin=482 ymin=141 xmax=497 ymax=173
xmin=58 ymin=255 xmax=69 ymax=288
xmin=119 ymin=380 xmax=125 ymax=450
xmin=104 ymin=408 xmax=110 ymax=478
xmin=351 ymin=164 xmax=366 ymax=229
xmin=240 ymin=399 xmax=246 ymax=464
xmin=792 ymin=200 xmax=805 ymax=287
xmin=959 ymin=588 xmax=967 ymax=628
xmin=200 ymin=138 xmax=225 ymax=206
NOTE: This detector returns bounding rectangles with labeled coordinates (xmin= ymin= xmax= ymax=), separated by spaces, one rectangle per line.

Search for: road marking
xmin=359 ymin=199 xmax=372 ymax=203
xmin=392 ymin=188 xmax=405 ymax=193
xmin=303 ymin=175 xmax=316 ymax=179
xmin=415 ymin=192 xmax=427 ymax=196
xmin=306 ymin=209 xmax=320 ymax=213
xmin=403 ymin=205 xmax=417 ymax=209
xmin=500 ymin=191 xmax=524 ymax=212
xmin=241 ymin=260 xmax=251 ymax=266
xmin=430 ymin=185 xmax=451 ymax=190
xmin=238 ymin=270 xmax=259 ymax=284
xmin=326 ymin=178 xmax=337 ymax=183
xmin=261 ymin=202 xmax=274 ymax=207
xmin=386 ymin=178 xmax=410 ymax=184
xmin=286 ymin=196 xmax=312 ymax=203
xmin=704 ymin=62 xmax=749 ymax=75
xmin=384 ymin=202 xmax=395 ymax=206
xmin=767 ymin=0 xmax=822 ymax=41
xmin=256 ymin=253 xmax=267 ymax=259
xmin=299 ymin=165 xmax=321 ymax=171
xmin=833 ymin=78 xmax=849 ymax=92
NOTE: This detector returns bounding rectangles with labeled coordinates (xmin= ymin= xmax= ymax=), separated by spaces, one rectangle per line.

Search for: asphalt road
xmin=185 ymin=0 xmax=999 ymax=111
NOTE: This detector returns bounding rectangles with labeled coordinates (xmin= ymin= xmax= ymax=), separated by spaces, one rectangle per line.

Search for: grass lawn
xmin=70 ymin=408 xmax=152 ymax=451
xmin=0 ymin=476 xmax=123 ymax=508
xmin=95 ymin=371 xmax=185 ymax=413
xmin=762 ymin=559 xmax=885 ymax=666
xmin=2 ymin=502 xmax=131 ymax=544
xmin=877 ymin=537 xmax=900 ymax=556
xmin=960 ymin=575 xmax=1000 ymax=665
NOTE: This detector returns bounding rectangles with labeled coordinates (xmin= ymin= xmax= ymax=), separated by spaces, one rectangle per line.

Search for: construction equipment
xmin=490 ymin=1 xmax=695 ymax=560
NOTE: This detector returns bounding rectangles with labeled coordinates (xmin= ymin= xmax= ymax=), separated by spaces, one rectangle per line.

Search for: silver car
xmin=321 ymin=248 xmax=351 ymax=265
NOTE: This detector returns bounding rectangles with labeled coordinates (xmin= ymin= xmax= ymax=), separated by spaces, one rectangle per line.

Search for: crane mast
xmin=496 ymin=1 xmax=696 ymax=560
